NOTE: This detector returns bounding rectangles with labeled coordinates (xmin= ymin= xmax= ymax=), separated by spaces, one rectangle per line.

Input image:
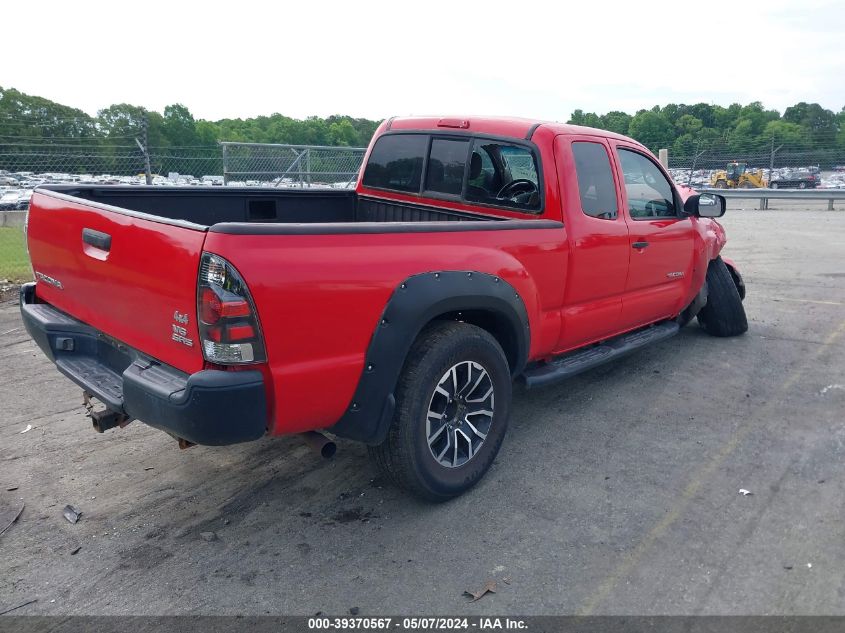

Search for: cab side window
xmin=572 ymin=142 xmax=618 ymax=220
xmin=618 ymin=149 xmax=676 ymax=219
xmin=465 ymin=141 xmax=541 ymax=211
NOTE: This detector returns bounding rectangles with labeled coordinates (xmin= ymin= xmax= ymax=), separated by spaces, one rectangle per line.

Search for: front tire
xmin=368 ymin=321 xmax=512 ymax=501
xmin=697 ymin=257 xmax=748 ymax=337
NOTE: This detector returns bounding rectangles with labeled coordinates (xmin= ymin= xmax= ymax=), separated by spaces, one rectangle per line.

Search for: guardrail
xmin=697 ymin=188 xmax=845 ymax=210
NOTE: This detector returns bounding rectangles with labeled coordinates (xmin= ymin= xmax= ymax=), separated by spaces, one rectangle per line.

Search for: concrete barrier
xmin=1 ymin=210 xmax=26 ymax=228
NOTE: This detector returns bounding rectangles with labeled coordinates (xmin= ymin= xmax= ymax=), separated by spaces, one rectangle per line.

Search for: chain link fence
xmin=0 ymin=143 xmax=225 ymax=181
xmin=668 ymin=145 xmax=845 ymax=189
xmin=221 ymin=142 xmax=365 ymax=187
xmin=0 ymin=142 xmax=367 ymax=285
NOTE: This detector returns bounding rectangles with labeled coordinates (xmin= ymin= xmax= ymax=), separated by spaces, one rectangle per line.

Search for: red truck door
xmin=611 ymin=143 xmax=695 ymax=328
xmin=553 ymin=135 xmax=630 ymax=351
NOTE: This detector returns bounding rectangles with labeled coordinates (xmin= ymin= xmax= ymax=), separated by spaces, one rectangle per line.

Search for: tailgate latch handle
xmin=82 ymin=228 xmax=112 ymax=252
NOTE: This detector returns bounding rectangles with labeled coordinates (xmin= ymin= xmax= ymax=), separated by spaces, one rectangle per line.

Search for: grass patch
xmin=0 ymin=226 xmax=31 ymax=282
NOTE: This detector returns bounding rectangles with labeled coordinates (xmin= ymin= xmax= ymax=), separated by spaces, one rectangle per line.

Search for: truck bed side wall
xmin=202 ymin=225 xmax=568 ymax=435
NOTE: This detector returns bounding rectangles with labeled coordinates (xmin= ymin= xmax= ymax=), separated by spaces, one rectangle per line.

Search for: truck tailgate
xmin=26 ymin=189 xmax=207 ymax=374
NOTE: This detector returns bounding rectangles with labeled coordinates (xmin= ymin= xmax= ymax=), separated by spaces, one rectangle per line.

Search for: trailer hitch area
xmin=83 ymin=391 xmax=132 ymax=434
xmin=162 ymin=430 xmax=196 ymax=450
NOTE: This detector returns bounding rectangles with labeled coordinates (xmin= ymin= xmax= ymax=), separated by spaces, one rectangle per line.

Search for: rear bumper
xmin=19 ymin=283 xmax=267 ymax=445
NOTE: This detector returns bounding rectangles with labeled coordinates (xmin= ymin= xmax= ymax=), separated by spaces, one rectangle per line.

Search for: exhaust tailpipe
xmin=300 ymin=431 xmax=336 ymax=459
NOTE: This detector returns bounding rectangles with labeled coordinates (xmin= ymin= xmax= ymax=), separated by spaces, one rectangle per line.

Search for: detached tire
xmin=697 ymin=257 xmax=748 ymax=337
xmin=368 ymin=321 xmax=511 ymax=501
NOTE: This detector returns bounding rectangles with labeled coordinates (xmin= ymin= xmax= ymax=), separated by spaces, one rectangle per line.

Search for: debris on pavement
xmin=200 ymin=531 xmax=217 ymax=542
xmin=0 ymin=504 xmax=25 ymax=537
xmin=349 ymin=607 xmax=360 ymax=615
xmin=464 ymin=580 xmax=497 ymax=602
xmin=20 ymin=424 xmax=32 ymax=434
xmin=144 ymin=467 xmax=155 ymax=471
xmin=70 ymin=546 xmax=81 ymax=555
xmin=738 ymin=489 xmax=753 ymax=496
xmin=329 ymin=507 xmax=377 ymax=524
xmin=6 ymin=486 xmax=18 ymax=491
xmin=820 ymin=384 xmax=843 ymax=395
xmin=807 ymin=563 xmax=813 ymax=569
xmin=0 ymin=598 xmax=38 ymax=616
xmin=62 ymin=505 xmax=82 ymax=524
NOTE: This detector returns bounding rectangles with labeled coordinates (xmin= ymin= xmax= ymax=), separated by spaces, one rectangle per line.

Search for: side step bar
xmin=521 ymin=321 xmax=680 ymax=389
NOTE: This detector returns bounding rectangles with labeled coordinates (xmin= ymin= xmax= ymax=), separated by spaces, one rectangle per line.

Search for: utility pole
xmin=769 ymin=134 xmax=783 ymax=185
xmin=135 ymin=113 xmax=153 ymax=185
xmin=687 ymin=140 xmax=707 ymax=185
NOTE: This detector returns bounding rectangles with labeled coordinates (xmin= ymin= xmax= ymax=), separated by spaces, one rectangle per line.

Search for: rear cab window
xmin=362 ymin=132 xmax=542 ymax=214
xmin=362 ymin=134 xmax=427 ymax=193
xmin=426 ymin=138 xmax=470 ymax=196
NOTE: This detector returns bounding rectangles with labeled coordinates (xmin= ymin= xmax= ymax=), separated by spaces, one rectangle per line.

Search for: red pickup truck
xmin=21 ymin=116 xmax=747 ymax=500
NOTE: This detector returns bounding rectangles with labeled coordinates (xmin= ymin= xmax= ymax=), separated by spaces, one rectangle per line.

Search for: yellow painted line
xmin=577 ymin=319 xmax=845 ymax=616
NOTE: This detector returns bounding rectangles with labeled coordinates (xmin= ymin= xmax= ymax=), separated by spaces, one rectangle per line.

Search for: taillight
xmin=197 ymin=253 xmax=266 ymax=364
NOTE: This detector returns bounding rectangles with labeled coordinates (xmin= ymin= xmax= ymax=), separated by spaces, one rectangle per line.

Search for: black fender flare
xmin=329 ymin=271 xmax=530 ymax=444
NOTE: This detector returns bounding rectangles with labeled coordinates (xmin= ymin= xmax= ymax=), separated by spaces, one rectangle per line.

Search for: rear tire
xmin=697 ymin=257 xmax=748 ymax=337
xmin=368 ymin=321 xmax=511 ymax=501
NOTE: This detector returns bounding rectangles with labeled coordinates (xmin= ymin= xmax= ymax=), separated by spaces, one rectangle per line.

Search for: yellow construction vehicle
xmin=710 ymin=162 xmax=767 ymax=188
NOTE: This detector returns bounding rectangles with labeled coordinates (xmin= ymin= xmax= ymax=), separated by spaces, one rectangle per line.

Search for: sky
xmin=3 ymin=0 xmax=844 ymax=122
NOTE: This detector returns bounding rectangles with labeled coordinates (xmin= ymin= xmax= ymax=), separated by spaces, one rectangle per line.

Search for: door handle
xmin=82 ymin=228 xmax=112 ymax=251
xmin=632 ymin=241 xmax=650 ymax=249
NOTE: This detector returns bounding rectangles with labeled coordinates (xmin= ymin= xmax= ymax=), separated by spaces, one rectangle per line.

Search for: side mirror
xmin=684 ymin=193 xmax=725 ymax=218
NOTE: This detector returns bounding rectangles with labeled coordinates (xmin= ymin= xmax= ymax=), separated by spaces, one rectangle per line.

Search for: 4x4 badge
xmin=171 ymin=311 xmax=193 ymax=347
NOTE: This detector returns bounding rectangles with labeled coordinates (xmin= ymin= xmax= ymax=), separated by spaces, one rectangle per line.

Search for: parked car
xmin=769 ymin=171 xmax=819 ymax=189
xmin=20 ymin=115 xmax=747 ymax=500
xmin=0 ymin=190 xmax=24 ymax=210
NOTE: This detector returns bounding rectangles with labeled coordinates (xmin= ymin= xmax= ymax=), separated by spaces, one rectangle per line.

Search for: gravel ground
xmin=0 ymin=207 xmax=843 ymax=616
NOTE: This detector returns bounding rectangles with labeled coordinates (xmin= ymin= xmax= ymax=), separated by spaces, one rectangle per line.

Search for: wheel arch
xmin=329 ymin=271 xmax=530 ymax=444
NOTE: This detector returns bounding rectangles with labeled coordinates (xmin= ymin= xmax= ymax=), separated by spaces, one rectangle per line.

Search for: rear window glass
xmin=572 ymin=142 xmax=618 ymax=220
xmin=425 ymin=138 xmax=470 ymax=195
xmin=362 ymin=134 xmax=427 ymax=193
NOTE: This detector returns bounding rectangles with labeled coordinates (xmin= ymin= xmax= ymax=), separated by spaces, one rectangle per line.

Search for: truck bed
xmin=39 ymin=185 xmax=499 ymax=227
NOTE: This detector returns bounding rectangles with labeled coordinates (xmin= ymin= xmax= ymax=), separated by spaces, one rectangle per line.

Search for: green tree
xmin=675 ymin=114 xmax=703 ymax=136
xmin=328 ymin=120 xmax=358 ymax=146
xmin=783 ymin=102 xmax=838 ymax=147
xmin=763 ymin=120 xmax=810 ymax=150
xmin=600 ymin=111 xmax=631 ymax=135
xmin=568 ymin=109 xmax=602 ymax=128
xmin=627 ymin=111 xmax=674 ymax=151
xmin=162 ymin=103 xmax=201 ymax=146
